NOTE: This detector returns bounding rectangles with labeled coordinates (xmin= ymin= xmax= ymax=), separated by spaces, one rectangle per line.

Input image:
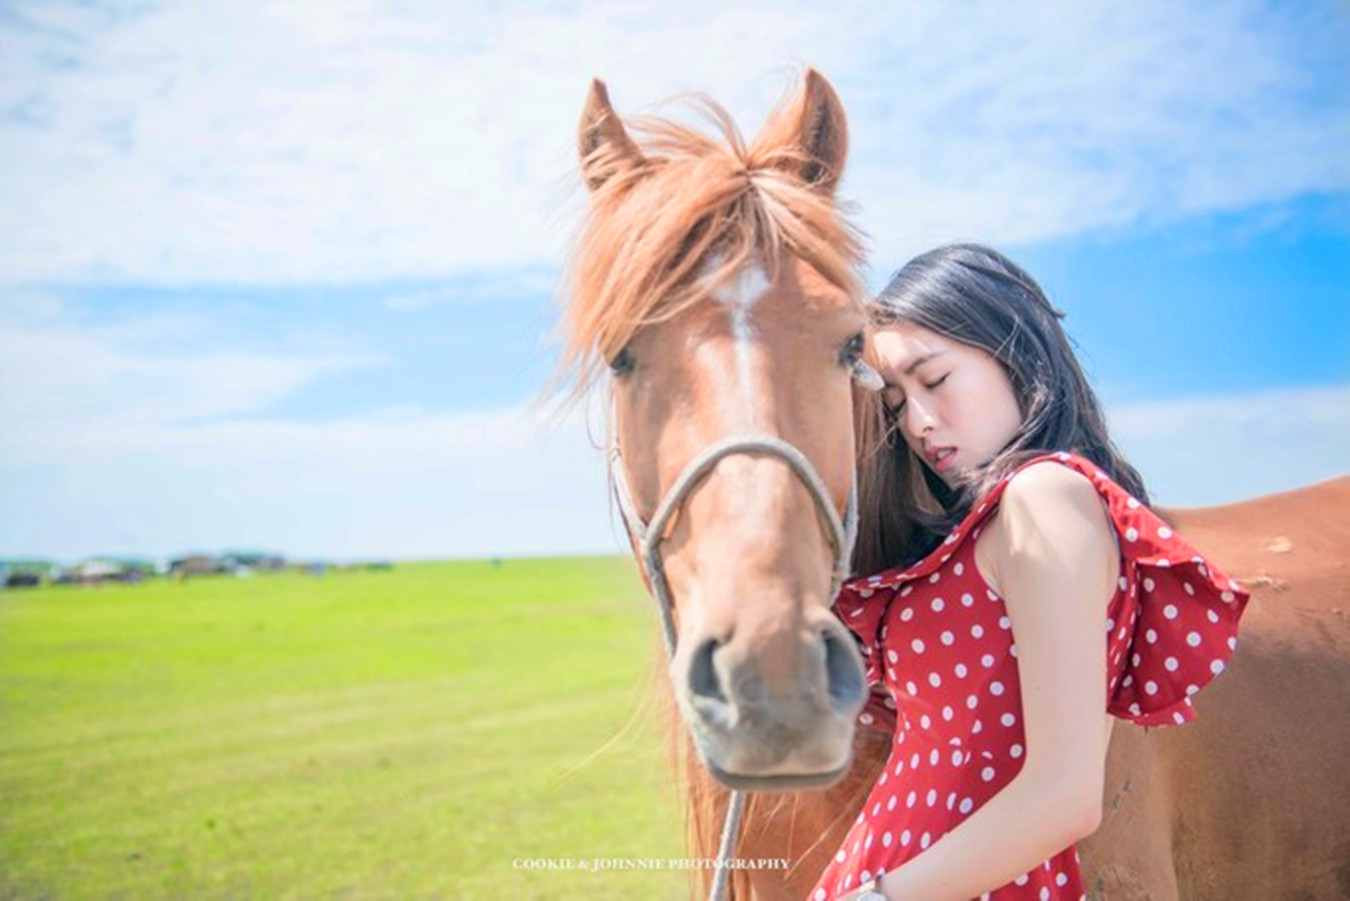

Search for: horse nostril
xmin=688 ymin=636 xmax=729 ymax=705
xmin=823 ymin=627 xmax=865 ymax=714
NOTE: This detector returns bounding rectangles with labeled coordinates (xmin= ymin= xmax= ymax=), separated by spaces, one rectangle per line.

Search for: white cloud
xmin=1108 ymin=383 xmax=1350 ymax=507
xmin=1 ymin=1 xmax=1346 ymax=285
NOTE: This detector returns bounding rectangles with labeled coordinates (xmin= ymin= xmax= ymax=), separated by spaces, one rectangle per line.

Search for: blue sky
xmin=1 ymin=1 xmax=1347 ymax=562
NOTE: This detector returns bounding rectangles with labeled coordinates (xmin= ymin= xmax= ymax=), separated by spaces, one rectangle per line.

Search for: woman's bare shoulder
xmin=978 ymin=460 xmax=1118 ymax=591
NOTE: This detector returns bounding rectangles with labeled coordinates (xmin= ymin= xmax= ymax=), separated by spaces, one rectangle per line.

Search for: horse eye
xmin=840 ymin=332 xmax=864 ymax=366
xmin=609 ymin=346 xmax=635 ymax=377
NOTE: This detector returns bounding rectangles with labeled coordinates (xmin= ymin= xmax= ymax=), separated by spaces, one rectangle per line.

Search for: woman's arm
xmin=860 ymin=462 xmax=1119 ymax=900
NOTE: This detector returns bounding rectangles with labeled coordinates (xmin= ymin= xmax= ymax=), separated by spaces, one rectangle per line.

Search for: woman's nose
xmin=906 ymin=395 xmax=938 ymax=435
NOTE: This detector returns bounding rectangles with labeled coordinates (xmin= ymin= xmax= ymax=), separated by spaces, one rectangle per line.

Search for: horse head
xmin=561 ymin=70 xmax=872 ymax=791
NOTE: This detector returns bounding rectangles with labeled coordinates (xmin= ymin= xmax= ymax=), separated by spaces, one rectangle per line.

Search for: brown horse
xmin=560 ymin=71 xmax=1350 ymax=900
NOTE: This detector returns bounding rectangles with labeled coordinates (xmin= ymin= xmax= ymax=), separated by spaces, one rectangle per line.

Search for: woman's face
xmin=871 ymin=321 xmax=1023 ymax=487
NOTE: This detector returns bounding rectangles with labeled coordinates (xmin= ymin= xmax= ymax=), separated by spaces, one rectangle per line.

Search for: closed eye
xmin=887 ymin=374 xmax=949 ymax=416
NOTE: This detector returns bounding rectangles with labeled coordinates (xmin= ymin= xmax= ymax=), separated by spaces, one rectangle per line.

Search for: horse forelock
xmin=556 ymin=94 xmax=866 ymax=403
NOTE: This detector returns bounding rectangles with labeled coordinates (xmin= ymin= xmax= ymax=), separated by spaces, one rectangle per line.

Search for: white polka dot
xmin=900 ymin=585 xmax=913 ymax=597
xmin=1129 ymin=702 xmax=1141 ymax=715
xmin=1174 ymin=711 xmax=1186 ymax=724
xmin=1118 ymin=577 xmax=1128 ymax=592
xmin=1184 ymin=582 xmax=1195 ymax=596
xmin=1221 ymin=590 xmax=1235 ymax=603
xmin=1144 ymin=680 xmax=1158 ymax=695
xmin=887 ymin=794 xmax=897 ymax=810
xmin=835 ymin=849 xmax=845 ymax=863
xmin=1015 ymin=872 xmax=1029 ymax=886
xmin=1158 ymin=526 xmax=1173 ymax=539
xmin=815 ymin=889 xmax=826 ymax=901
xmin=1105 ymin=617 xmax=1115 ymax=634
xmin=1132 ymin=653 xmax=1142 ymax=667
xmin=901 ymin=829 xmax=911 ymax=846
xmin=1228 ymin=636 xmax=1237 ymax=651
xmin=955 ymin=663 xmax=969 ymax=678
xmin=859 ymin=712 xmax=874 ymax=725
xmin=929 ymin=572 xmax=941 ymax=584
xmin=981 ymin=653 xmax=996 ymax=668
xmin=926 ymin=788 xmax=937 ymax=806
xmin=906 ymin=681 xmax=918 ymax=696
xmin=1211 ymin=659 xmax=1225 ymax=674
xmin=1000 ymin=712 xmax=1016 ymax=727
xmin=1055 ymin=872 xmax=1068 ymax=887
xmin=941 ymin=630 xmax=956 ymax=646
xmin=972 ymin=719 xmax=983 ymax=733
xmin=961 ymin=592 xmax=975 ymax=607
xmin=1186 ymin=683 xmax=1200 ymax=696
xmin=862 ymin=867 xmax=871 ymax=880
xmin=1207 ymin=609 xmax=1220 ymax=623
xmin=1165 ymin=657 xmax=1179 ymax=672
xmin=959 ymin=797 xmax=973 ymax=814
xmin=1158 ymin=558 xmax=1171 ymax=568
xmin=1164 ymin=604 xmax=1179 ymax=620
xmin=1126 ymin=527 xmax=1139 ymax=541
xmin=900 ymin=607 xmax=914 ymax=621
xmin=929 ymin=672 xmax=943 ymax=688
xmin=911 ymin=638 xmax=926 ymax=653
xmin=931 ymin=597 xmax=945 ymax=612
xmin=1127 ymin=497 xmax=1140 ymax=508
xmin=920 ymin=714 xmax=931 ymax=729
xmin=998 ymin=616 xmax=1012 ymax=630
xmin=1143 ymin=577 xmax=1156 ymax=592
xmin=971 ymin=624 xmax=985 ymax=639
xmin=1187 ymin=631 xmax=1202 ymax=647
xmin=990 ymin=680 xmax=1005 ymax=696
xmin=886 ymin=650 xmax=898 ymax=664
xmin=1146 ymin=628 xmax=1158 ymax=643
xmin=967 ymin=694 xmax=978 ymax=709
xmin=907 ymin=790 xmax=917 ymax=807
xmin=951 ymin=748 xmax=962 ymax=765
xmin=942 ymin=705 xmax=954 ymax=721
xmin=1010 ymin=743 xmax=1024 ymax=759
xmin=882 ymin=831 xmax=892 ymax=847
xmin=1040 ymin=887 xmax=1051 ymax=900
xmin=920 ymin=832 xmax=931 ymax=849
xmin=946 ymin=792 xmax=956 ymax=810
xmin=1123 ymin=675 xmax=1133 ymax=687
xmin=954 ymin=562 xmax=965 ymax=575
xmin=1010 ymin=644 xmax=1018 ymax=658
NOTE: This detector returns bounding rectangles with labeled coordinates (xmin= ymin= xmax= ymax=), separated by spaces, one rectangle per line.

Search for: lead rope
xmin=609 ymin=423 xmax=859 ymax=901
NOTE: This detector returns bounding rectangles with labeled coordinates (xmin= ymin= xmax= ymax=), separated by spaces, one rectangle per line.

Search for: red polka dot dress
xmin=811 ymin=451 xmax=1250 ymax=901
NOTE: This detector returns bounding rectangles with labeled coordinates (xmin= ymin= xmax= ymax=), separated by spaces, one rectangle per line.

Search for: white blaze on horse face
xmin=702 ymin=257 xmax=771 ymax=407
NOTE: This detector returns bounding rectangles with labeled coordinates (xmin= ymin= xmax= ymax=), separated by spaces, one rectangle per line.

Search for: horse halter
xmin=608 ymin=364 xmax=876 ymax=901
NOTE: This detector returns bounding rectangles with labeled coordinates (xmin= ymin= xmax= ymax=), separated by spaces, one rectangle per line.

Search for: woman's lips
xmin=930 ymin=447 xmax=957 ymax=471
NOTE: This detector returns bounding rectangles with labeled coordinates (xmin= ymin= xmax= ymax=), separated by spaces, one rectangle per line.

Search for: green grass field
xmin=0 ymin=558 xmax=695 ymax=899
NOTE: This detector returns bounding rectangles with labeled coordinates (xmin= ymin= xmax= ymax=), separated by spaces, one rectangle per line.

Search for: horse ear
xmin=578 ymin=79 xmax=646 ymax=193
xmin=756 ymin=68 xmax=848 ymax=194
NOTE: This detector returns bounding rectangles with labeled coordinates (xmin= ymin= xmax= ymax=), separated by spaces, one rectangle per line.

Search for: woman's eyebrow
xmin=883 ymin=351 xmax=947 ymax=388
xmin=904 ymin=351 xmax=945 ymax=375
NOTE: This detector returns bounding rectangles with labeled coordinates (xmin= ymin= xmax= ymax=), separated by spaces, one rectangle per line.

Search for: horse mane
xmin=555 ymin=92 xmax=866 ymax=402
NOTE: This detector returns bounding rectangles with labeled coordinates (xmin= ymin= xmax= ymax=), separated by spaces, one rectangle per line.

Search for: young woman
xmin=811 ymin=244 xmax=1250 ymax=900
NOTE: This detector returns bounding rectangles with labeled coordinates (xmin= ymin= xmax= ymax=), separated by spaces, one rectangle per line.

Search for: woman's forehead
xmin=873 ymin=322 xmax=957 ymax=361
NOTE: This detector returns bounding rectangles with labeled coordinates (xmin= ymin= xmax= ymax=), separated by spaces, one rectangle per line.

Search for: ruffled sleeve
xmin=1079 ymin=463 xmax=1253 ymax=727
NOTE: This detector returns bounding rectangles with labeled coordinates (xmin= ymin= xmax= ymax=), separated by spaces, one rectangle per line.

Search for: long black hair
xmin=851 ymin=243 xmax=1150 ymax=575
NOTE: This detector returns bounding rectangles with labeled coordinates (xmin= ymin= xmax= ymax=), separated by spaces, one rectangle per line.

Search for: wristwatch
xmin=855 ymin=879 xmax=887 ymax=900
